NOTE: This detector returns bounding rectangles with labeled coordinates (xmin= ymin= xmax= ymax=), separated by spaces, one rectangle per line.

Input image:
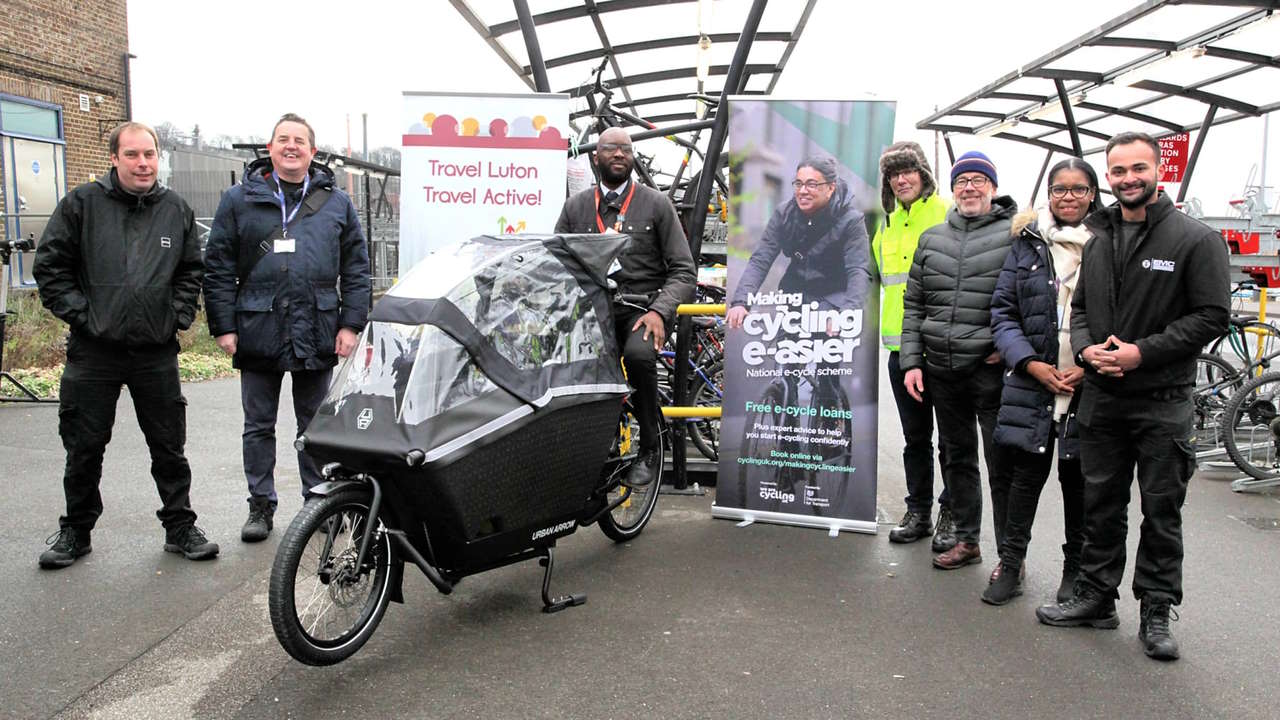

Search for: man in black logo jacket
xmin=33 ymin=122 xmax=218 ymax=568
xmin=1036 ymin=132 xmax=1229 ymax=662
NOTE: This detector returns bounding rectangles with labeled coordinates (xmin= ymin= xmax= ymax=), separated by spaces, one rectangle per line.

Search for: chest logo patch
xmin=160 ymin=236 xmax=172 ymax=248
xmin=1144 ymin=258 xmax=1175 ymax=272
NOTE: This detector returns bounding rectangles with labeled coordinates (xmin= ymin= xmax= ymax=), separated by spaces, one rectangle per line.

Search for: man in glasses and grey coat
xmin=554 ymin=126 xmax=696 ymax=488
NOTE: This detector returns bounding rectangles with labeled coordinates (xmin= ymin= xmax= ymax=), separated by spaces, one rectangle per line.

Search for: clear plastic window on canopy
xmin=325 ymin=238 xmax=613 ymax=425
xmin=324 ymin=322 xmax=498 ymax=426
xmin=390 ymin=238 xmax=607 ymax=371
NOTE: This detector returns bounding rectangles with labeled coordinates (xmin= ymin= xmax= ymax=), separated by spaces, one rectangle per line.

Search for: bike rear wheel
xmin=1193 ymin=352 xmax=1241 ymax=458
xmin=268 ymin=488 xmax=401 ymax=666
xmin=1222 ymin=370 xmax=1280 ymax=480
xmin=598 ymin=402 xmax=665 ymax=542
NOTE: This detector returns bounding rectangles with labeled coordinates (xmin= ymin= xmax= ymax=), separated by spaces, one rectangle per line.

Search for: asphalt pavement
xmin=2 ymin=357 xmax=1278 ymax=720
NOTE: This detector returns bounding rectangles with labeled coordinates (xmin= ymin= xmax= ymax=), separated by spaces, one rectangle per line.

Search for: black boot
xmin=1057 ymin=557 xmax=1080 ymax=604
xmin=1035 ymin=584 xmax=1119 ymax=629
xmin=888 ymin=510 xmax=932 ymax=544
xmin=930 ymin=507 xmax=957 ymax=553
xmin=39 ymin=527 xmax=92 ymax=569
xmin=625 ymin=448 xmax=660 ymax=488
xmin=241 ymin=496 xmax=275 ymax=543
xmin=981 ymin=560 xmax=1023 ymax=605
xmin=1139 ymin=598 xmax=1180 ymax=661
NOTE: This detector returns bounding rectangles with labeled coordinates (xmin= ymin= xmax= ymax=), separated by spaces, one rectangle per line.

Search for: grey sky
xmin=127 ymin=0 xmax=1278 ymax=215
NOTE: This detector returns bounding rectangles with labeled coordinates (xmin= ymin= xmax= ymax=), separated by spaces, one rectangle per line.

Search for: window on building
xmin=0 ymin=97 xmax=62 ymax=141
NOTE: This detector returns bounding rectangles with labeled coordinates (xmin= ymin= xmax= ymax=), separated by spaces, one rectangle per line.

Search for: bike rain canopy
xmin=302 ymin=233 xmax=631 ymax=468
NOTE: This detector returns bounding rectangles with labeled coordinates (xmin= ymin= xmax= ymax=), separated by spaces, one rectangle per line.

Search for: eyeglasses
xmin=952 ymin=175 xmax=990 ymax=190
xmin=597 ymin=143 xmax=634 ymax=155
xmin=1049 ymin=185 xmax=1093 ymax=199
xmin=792 ymin=180 xmax=832 ymax=191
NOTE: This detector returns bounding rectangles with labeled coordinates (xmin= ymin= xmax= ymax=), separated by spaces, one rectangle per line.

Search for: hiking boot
xmin=1057 ymin=558 xmax=1080 ymax=604
xmin=888 ymin=510 xmax=932 ymax=544
xmin=1139 ymin=598 xmax=1180 ymax=661
xmin=625 ymin=448 xmax=660 ymax=488
xmin=39 ymin=527 xmax=92 ymax=569
xmin=241 ymin=496 xmax=275 ymax=543
xmin=982 ymin=562 xmax=1023 ymax=605
xmin=932 ymin=541 xmax=981 ymax=570
xmin=164 ymin=524 xmax=220 ymax=561
xmin=931 ymin=507 xmax=957 ymax=553
xmin=1035 ymin=585 xmax=1119 ymax=629
xmin=989 ymin=561 xmax=1027 ymax=585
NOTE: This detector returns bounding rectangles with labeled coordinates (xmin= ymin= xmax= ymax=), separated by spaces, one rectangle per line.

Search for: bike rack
xmin=1229 ymin=424 xmax=1280 ymax=493
xmin=660 ymin=301 xmax=725 ymax=496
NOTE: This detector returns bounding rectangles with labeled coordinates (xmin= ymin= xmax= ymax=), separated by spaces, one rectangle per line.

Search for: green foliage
xmin=2 ymin=290 xmax=66 ymax=369
xmin=1 ymin=294 xmax=234 ymax=399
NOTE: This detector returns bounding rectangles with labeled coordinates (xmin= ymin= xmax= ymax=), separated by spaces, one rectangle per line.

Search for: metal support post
xmin=671 ymin=0 xmax=768 ymax=490
xmin=1029 ymin=149 xmax=1054 ymax=208
xmin=513 ymin=0 xmax=551 ymax=93
xmin=1055 ymin=79 xmax=1083 ymax=157
xmin=1178 ymin=104 xmax=1217 ymax=203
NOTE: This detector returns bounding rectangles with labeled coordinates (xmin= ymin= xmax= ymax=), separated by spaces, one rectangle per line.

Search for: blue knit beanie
xmin=950 ymin=151 xmax=998 ymax=187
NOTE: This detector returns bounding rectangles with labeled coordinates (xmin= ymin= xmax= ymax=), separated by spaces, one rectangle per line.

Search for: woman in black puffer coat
xmin=984 ymin=158 xmax=1100 ymax=606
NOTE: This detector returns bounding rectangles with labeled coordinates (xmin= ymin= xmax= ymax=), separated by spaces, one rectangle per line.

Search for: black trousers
xmin=887 ymin=351 xmax=948 ymax=515
xmin=57 ymin=335 xmax=196 ymax=531
xmin=996 ymin=436 xmax=1085 ymax=569
xmin=1077 ymin=387 xmax=1194 ymax=604
xmin=240 ymin=368 xmax=331 ymax=503
xmin=928 ymin=363 xmax=1005 ymax=547
xmin=615 ymin=307 xmax=661 ymax=452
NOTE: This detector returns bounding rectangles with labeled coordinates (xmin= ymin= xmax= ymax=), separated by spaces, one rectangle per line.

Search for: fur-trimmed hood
xmin=879 ymin=141 xmax=937 ymax=215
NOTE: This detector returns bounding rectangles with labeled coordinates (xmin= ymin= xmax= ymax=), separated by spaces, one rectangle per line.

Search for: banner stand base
xmin=660 ymin=482 xmax=707 ymax=497
xmin=711 ymin=504 xmax=876 ymax=535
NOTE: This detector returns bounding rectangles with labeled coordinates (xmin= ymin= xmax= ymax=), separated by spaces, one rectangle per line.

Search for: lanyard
xmin=271 ymin=172 xmax=310 ymax=238
xmin=595 ymin=182 xmax=637 ymax=233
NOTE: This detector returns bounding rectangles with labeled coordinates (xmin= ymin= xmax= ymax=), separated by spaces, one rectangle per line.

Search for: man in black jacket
xmin=33 ymin=122 xmax=218 ymax=568
xmin=1036 ymin=132 xmax=1229 ymax=662
xmin=901 ymin=151 xmax=1015 ymax=571
xmin=554 ymin=127 xmax=696 ymax=487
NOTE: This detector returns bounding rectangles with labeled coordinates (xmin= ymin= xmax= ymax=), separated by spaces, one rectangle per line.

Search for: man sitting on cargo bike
xmin=554 ymin=126 xmax=698 ymax=487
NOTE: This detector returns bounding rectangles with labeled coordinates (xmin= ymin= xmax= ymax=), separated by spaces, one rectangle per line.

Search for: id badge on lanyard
xmin=272 ymin=172 xmax=309 ymax=253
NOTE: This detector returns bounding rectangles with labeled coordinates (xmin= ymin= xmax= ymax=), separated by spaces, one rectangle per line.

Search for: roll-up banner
xmin=399 ymin=92 xmax=569 ymax=277
xmin=712 ymin=98 xmax=896 ymax=534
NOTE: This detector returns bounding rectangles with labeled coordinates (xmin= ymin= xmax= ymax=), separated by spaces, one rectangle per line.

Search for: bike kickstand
xmin=539 ymin=546 xmax=586 ymax=614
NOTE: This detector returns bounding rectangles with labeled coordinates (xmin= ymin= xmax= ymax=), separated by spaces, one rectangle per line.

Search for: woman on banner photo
xmin=726 ymin=155 xmax=871 ymax=325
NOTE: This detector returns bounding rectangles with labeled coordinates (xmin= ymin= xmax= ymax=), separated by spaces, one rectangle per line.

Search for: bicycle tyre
xmin=737 ymin=382 xmax=788 ymax=510
xmin=598 ymin=404 xmax=666 ymax=542
xmin=1209 ymin=320 xmax=1280 ymax=377
xmin=1193 ymin=353 xmax=1241 ymax=457
xmin=688 ymin=360 xmax=724 ymax=461
xmin=268 ymin=488 xmax=401 ymax=666
xmin=1222 ymin=370 xmax=1280 ymax=480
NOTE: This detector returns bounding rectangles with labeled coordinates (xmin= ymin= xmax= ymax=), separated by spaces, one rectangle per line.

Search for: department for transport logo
xmin=1142 ymin=258 xmax=1176 ymax=272
xmin=356 ymin=408 xmax=374 ymax=430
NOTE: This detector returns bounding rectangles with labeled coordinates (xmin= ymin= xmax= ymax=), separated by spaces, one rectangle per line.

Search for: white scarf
xmin=1038 ymin=206 xmax=1092 ymax=420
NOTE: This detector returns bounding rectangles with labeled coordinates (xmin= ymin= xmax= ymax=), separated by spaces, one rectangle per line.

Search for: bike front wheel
xmin=599 ymin=402 xmax=665 ymax=542
xmin=268 ymin=488 xmax=401 ymax=666
xmin=1222 ymin=370 xmax=1280 ymax=480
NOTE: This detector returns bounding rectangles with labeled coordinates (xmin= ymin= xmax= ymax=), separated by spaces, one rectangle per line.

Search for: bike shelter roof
xmin=449 ymin=0 xmax=816 ymax=129
xmin=916 ymin=0 xmax=1279 ymax=196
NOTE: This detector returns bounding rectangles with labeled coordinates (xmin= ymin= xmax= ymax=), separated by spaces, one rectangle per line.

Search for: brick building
xmin=1 ymin=0 xmax=130 ymax=285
